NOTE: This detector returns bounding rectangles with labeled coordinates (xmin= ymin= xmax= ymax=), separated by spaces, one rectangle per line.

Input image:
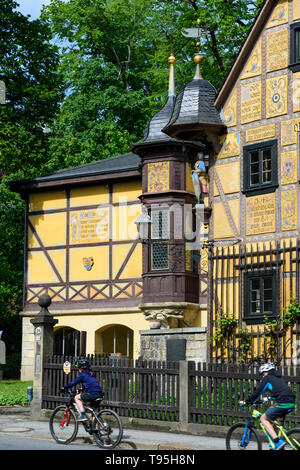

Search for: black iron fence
xmin=208 ymin=239 xmax=300 ymax=363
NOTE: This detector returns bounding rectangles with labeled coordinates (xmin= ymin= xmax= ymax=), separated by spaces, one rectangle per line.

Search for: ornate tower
xmin=131 ymin=52 xmax=205 ymax=329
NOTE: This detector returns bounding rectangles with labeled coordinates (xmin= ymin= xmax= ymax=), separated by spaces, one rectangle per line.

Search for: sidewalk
xmin=0 ymin=407 xmax=226 ymax=450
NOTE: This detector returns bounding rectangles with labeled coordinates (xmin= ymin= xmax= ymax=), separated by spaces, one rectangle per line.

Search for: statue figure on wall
xmin=191 ymin=152 xmax=209 ymax=203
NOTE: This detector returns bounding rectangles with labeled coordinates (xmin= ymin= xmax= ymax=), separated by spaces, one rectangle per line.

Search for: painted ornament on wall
xmin=266 ymin=75 xmax=287 ymax=118
xmin=266 ymin=0 xmax=288 ymax=28
xmin=222 ymin=89 xmax=237 ymax=127
xmin=281 ymin=119 xmax=299 ymax=146
xmin=281 ymin=191 xmax=297 ymax=232
xmin=281 ymin=150 xmax=297 ymax=185
xmin=148 ymin=161 xmax=169 ymax=193
xmin=292 ymin=72 xmax=300 ymax=112
xmin=218 ymin=132 xmax=240 ymax=159
xmin=83 ymin=257 xmax=94 ymax=271
xmin=241 ymin=39 xmax=261 ymax=79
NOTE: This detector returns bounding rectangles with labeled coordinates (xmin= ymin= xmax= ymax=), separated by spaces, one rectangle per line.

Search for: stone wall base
xmin=140 ymin=327 xmax=207 ymax=363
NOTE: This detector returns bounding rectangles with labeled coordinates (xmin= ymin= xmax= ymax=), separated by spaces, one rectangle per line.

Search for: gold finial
xmin=166 ymin=32 xmax=176 ymax=96
xmin=194 ymin=53 xmax=202 ymax=79
xmin=168 ymin=53 xmax=176 ymax=65
xmin=168 ymin=53 xmax=176 ymax=96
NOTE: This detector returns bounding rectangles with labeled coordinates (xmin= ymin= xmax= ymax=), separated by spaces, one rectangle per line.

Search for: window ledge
xmin=289 ymin=63 xmax=300 ymax=73
xmin=242 ymin=184 xmax=278 ymax=197
xmin=243 ymin=315 xmax=277 ymax=326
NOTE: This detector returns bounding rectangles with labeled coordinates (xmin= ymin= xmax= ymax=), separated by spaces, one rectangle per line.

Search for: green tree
xmin=0 ymin=0 xmax=63 ymax=180
xmin=43 ymin=0 xmax=263 ymax=171
xmin=0 ymin=0 xmax=63 ymax=376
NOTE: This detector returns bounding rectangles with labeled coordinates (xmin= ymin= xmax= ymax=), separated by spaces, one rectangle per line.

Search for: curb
xmin=0 ymin=407 xmax=31 ymax=415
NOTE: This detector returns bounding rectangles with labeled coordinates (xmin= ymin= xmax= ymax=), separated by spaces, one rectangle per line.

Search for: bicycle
xmin=49 ymin=390 xmax=123 ymax=449
xmin=226 ymin=399 xmax=300 ymax=451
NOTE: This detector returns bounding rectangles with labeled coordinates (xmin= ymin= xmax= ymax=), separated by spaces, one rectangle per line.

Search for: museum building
xmin=11 ymin=0 xmax=300 ymax=379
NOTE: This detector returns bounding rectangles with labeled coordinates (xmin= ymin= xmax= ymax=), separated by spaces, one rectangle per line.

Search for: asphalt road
xmin=0 ymin=434 xmax=99 ymax=450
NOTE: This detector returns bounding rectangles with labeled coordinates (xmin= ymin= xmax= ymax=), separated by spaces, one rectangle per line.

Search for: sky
xmin=15 ymin=0 xmax=52 ymax=19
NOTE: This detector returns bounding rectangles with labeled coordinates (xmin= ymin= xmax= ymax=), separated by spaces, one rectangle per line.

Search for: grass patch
xmin=0 ymin=380 xmax=33 ymax=407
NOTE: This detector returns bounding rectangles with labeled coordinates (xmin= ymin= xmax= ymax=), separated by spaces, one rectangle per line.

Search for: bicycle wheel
xmin=49 ymin=405 xmax=78 ymax=444
xmin=226 ymin=422 xmax=262 ymax=450
xmin=285 ymin=428 xmax=300 ymax=450
xmin=93 ymin=409 xmax=123 ymax=449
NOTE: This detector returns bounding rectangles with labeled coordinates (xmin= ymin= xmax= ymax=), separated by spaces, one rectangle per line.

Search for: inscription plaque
xmin=266 ymin=29 xmax=288 ymax=72
xmin=246 ymin=193 xmax=276 ymax=235
xmin=241 ymin=81 xmax=261 ymax=124
xmin=294 ymin=1 xmax=300 ymax=20
xmin=246 ymin=124 xmax=276 ymax=143
xmin=70 ymin=208 xmax=109 ymax=244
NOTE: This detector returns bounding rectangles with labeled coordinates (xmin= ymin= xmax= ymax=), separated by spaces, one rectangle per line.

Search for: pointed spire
xmin=194 ymin=25 xmax=202 ymax=79
xmin=168 ymin=53 xmax=176 ymax=96
xmin=130 ymin=38 xmax=177 ymax=149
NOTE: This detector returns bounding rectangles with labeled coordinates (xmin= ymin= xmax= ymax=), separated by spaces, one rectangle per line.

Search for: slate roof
xmin=10 ymin=152 xmax=141 ymax=191
xmin=142 ymin=94 xmax=177 ymax=144
xmin=163 ymin=78 xmax=225 ymax=140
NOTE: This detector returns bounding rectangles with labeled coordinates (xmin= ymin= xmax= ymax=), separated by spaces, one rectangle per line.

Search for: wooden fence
xmin=43 ymin=355 xmax=179 ymax=422
xmin=42 ymin=356 xmax=300 ymax=428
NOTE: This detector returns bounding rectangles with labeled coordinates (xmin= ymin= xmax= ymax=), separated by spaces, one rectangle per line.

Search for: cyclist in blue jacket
xmin=245 ymin=362 xmax=295 ymax=450
xmin=60 ymin=359 xmax=103 ymax=421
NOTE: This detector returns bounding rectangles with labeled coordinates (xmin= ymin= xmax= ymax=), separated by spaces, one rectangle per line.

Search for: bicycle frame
xmin=244 ymin=408 xmax=300 ymax=450
xmin=60 ymin=406 xmax=73 ymax=427
xmin=59 ymin=392 xmax=100 ymax=434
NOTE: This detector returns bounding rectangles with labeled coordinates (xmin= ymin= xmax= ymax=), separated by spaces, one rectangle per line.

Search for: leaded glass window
xmin=151 ymin=209 xmax=169 ymax=270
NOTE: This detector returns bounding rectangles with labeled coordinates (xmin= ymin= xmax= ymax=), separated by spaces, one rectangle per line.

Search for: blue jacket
xmin=248 ymin=370 xmax=295 ymax=404
xmin=64 ymin=368 xmax=103 ymax=395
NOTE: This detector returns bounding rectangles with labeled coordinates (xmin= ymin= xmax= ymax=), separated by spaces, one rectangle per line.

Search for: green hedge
xmin=0 ymin=380 xmax=33 ymax=407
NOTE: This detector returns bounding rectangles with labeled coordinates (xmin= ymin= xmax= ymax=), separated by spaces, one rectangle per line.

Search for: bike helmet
xmin=259 ymin=362 xmax=275 ymax=375
xmin=75 ymin=359 xmax=90 ymax=369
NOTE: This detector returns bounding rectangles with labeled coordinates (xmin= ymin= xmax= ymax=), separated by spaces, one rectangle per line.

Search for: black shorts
xmin=81 ymin=392 xmax=103 ymax=403
xmin=265 ymin=405 xmax=294 ymax=421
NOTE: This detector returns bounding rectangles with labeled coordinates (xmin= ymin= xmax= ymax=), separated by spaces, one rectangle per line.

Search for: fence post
xmin=30 ymin=294 xmax=58 ymax=419
xmin=179 ymin=361 xmax=194 ymax=431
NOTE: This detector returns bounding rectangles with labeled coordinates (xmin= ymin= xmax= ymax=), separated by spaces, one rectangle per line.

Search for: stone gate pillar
xmin=30 ymin=294 xmax=58 ymax=420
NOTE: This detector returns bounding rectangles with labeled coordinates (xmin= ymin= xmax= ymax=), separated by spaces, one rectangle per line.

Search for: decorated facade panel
xmin=25 ymin=182 xmax=143 ymax=308
xmin=209 ymin=0 xmax=300 ymax=360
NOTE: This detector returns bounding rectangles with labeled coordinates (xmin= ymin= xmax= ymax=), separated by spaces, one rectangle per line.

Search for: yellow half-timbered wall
xmin=213 ymin=0 xmax=300 ymax=243
xmin=27 ymin=181 xmax=142 ymax=305
xmin=21 ymin=180 xmax=149 ymax=379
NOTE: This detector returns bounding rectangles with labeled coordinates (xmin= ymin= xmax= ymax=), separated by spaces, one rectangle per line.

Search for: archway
xmin=95 ymin=325 xmax=133 ymax=359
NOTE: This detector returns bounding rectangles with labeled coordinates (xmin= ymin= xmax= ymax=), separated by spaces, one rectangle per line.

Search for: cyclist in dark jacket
xmin=245 ymin=362 xmax=295 ymax=450
xmin=61 ymin=359 xmax=103 ymax=421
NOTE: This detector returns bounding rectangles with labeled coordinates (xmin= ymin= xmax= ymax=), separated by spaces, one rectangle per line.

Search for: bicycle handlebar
xmin=59 ymin=388 xmax=84 ymax=396
xmin=239 ymin=397 xmax=271 ymax=407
